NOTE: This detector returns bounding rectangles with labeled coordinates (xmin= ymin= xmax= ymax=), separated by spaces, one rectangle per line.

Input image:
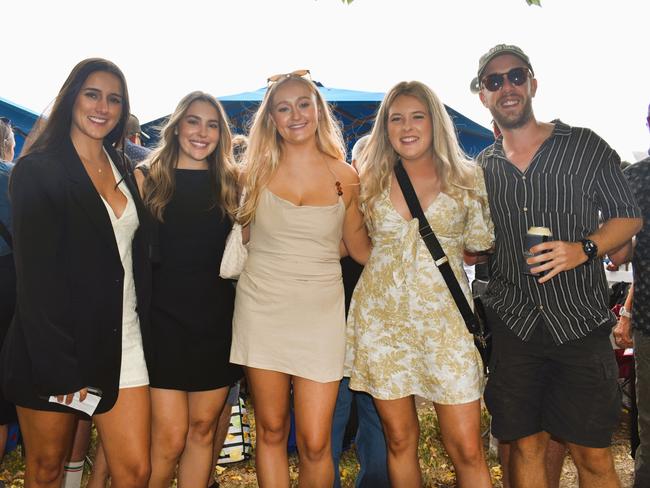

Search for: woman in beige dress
xmin=230 ymin=71 xmax=370 ymax=487
xmin=345 ymin=81 xmax=494 ymax=488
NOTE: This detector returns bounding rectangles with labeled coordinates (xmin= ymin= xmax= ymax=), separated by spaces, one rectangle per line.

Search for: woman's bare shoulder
xmin=329 ymin=159 xmax=359 ymax=184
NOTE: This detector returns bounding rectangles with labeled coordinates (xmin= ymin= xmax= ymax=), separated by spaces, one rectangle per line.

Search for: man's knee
xmin=570 ymin=445 xmax=616 ymax=476
xmin=511 ymin=433 xmax=549 ymax=461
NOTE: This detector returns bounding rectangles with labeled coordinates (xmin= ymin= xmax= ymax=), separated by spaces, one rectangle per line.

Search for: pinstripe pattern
xmin=477 ymin=121 xmax=641 ymax=344
xmin=624 ymin=158 xmax=650 ymax=334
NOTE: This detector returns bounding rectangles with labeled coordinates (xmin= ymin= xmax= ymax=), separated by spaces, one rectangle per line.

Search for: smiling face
xmin=269 ymin=79 xmax=319 ymax=145
xmin=479 ymin=54 xmax=537 ymax=131
xmin=176 ymin=100 xmax=221 ymax=166
xmin=386 ymin=94 xmax=434 ymax=162
xmin=70 ymin=71 xmax=123 ymax=144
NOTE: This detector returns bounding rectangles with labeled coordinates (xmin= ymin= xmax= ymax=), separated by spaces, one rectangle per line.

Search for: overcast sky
xmin=4 ymin=0 xmax=649 ymax=161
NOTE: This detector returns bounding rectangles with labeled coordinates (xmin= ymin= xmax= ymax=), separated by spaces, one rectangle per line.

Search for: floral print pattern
xmin=345 ymin=166 xmax=494 ymax=403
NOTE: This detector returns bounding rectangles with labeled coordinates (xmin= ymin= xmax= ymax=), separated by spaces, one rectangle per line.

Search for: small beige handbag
xmin=219 ymin=192 xmax=248 ymax=280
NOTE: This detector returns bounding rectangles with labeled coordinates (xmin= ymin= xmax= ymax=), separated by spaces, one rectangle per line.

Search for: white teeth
xmin=401 ymin=137 xmax=418 ymax=143
xmin=190 ymin=141 xmax=208 ymax=148
xmin=289 ymin=123 xmax=307 ymax=129
xmin=88 ymin=116 xmax=107 ymax=124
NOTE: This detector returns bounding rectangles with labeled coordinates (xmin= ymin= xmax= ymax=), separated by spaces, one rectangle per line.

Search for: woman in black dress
xmin=0 ymin=58 xmax=152 ymax=488
xmin=134 ymin=91 xmax=242 ymax=488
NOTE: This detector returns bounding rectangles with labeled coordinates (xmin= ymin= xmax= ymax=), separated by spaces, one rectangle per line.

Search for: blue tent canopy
xmin=142 ymin=84 xmax=494 ymax=157
xmin=0 ymin=96 xmax=39 ymax=157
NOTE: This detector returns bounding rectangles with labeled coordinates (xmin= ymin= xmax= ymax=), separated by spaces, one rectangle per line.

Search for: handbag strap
xmin=0 ymin=219 xmax=12 ymax=250
xmin=393 ymin=159 xmax=480 ymax=335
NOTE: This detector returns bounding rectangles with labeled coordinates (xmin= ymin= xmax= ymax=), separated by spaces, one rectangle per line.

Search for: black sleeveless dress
xmin=149 ymin=169 xmax=242 ymax=391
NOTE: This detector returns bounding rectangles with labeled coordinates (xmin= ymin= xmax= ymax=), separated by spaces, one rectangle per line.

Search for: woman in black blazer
xmin=0 ymin=58 xmax=152 ymax=488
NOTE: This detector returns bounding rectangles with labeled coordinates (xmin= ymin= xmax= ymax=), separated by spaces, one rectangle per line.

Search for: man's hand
xmin=613 ymin=317 xmax=634 ymax=349
xmin=527 ymin=240 xmax=588 ymax=284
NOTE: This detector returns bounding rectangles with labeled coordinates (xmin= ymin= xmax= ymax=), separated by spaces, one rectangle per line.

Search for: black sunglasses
xmin=481 ymin=67 xmax=531 ymax=92
xmin=0 ymin=117 xmax=11 ymax=126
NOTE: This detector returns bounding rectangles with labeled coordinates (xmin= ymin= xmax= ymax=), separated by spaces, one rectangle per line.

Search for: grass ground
xmin=0 ymin=403 xmax=635 ymax=487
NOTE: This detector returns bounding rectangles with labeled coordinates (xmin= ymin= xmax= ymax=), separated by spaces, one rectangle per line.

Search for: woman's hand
xmin=57 ymin=387 xmax=88 ymax=405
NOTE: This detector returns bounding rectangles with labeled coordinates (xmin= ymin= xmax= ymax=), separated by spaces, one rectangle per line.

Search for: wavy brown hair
xmin=237 ymin=76 xmax=346 ymax=226
xmin=141 ymin=91 xmax=238 ymax=222
xmin=359 ymin=81 xmax=475 ymax=225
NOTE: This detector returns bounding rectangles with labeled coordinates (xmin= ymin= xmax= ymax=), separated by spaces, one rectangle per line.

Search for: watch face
xmin=582 ymin=239 xmax=598 ymax=258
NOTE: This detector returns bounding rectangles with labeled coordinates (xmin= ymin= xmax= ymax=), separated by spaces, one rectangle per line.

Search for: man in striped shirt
xmin=473 ymin=44 xmax=642 ymax=488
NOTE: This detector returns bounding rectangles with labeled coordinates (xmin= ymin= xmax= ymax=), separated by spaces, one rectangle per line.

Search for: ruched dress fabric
xmin=231 ymin=189 xmax=346 ymax=383
xmin=149 ymin=169 xmax=241 ymax=391
xmin=345 ymin=166 xmax=494 ymax=404
xmin=101 ymin=158 xmax=149 ymax=388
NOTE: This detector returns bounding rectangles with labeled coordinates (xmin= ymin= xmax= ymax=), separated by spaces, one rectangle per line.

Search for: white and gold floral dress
xmin=345 ymin=166 xmax=494 ymax=404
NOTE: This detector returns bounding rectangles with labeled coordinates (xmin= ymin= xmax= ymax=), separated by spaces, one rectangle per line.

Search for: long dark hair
xmin=21 ymin=58 xmax=130 ymax=157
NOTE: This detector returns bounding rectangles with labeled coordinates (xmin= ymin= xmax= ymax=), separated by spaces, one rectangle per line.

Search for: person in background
xmin=125 ymin=114 xmax=151 ymax=164
xmin=230 ymin=70 xmax=370 ymax=487
xmin=473 ymin=43 xmax=641 ymax=488
xmin=346 ymin=80 xmax=494 ymax=488
xmin=207 ymin=133 xmax=249 ymax=488
xmin=134 ymin=91 xmax=242 ymax=488
xmin=331 ymin=134 xmax=389 ymax=488
xmin=613 ymin=102 xmax=650 ymax=488
xmin=0 ymin=118 xmax=16 ymax=478
xmin=0 ymin=57 xmax=152 ymax=488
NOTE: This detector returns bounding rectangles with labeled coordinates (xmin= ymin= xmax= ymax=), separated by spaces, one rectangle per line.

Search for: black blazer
xmin=0 ymin=136 xmax=152 ymax=414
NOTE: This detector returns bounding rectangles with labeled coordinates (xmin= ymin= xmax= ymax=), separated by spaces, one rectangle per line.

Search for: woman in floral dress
xmin=345 ymin=81 xmax=494 ymax=488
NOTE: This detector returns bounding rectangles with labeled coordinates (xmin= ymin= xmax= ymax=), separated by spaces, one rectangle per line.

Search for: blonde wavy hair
xmin=142 ymin=91 xmax=239 ymax=222
xmin=238 ymin=76 xmax=346 ymax=226
xmin=359 ymin=81 xmax=475 ymax=222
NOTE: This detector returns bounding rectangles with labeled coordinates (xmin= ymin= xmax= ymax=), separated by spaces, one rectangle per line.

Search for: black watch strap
xmin=580 ymin=238 xmax=598 ymax=263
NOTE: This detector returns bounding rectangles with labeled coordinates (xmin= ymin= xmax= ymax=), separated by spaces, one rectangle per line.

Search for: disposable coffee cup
xmin=523 ymin=226 xmax=552 ymax=276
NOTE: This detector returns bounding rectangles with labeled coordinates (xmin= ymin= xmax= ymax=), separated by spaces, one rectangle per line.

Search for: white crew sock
xmin=61 ymin=459 xmax=84 ymax=488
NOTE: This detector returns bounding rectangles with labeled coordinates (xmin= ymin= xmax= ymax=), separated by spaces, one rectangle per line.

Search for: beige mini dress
xmin=230 ymin=189 xmax=346 ymax=383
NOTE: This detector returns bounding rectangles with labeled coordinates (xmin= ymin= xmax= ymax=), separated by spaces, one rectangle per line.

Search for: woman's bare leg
xmin=292 ymin=376 xmax=339 ymax=488
xmin=94 ymin=386 xmax=150 ymax=488
xmin=246 ymin=367 xmax=291 ymax=488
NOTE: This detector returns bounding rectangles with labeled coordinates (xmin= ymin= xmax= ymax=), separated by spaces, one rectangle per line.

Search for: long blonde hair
xmin=238 ymin=76 xmax=346 ymax=226
xmin=360 ymin=81 xmax=475 ymax=219
xmin=142 ymin=91 xmax=239 ymax=222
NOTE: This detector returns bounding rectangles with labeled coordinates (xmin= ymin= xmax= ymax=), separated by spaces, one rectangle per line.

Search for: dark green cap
xmin=470 ymin=44 xmax=534 ymax=94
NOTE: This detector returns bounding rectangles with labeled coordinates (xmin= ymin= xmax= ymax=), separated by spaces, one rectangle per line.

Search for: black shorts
xmin=484 ymin=306 xmax=620 ymax=448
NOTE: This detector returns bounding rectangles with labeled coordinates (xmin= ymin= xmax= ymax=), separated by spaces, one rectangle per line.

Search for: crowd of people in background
xmin=0 ymin=43 xmax=647 ymax=488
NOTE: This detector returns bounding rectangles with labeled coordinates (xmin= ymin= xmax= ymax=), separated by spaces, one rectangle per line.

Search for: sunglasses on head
xmin=267 ymin=69 xmax=311 ymax=86
xmin=0 ymin=117 xmax=11 ymax=127
xmin=481 ymin=67 xmax=532 ymax=92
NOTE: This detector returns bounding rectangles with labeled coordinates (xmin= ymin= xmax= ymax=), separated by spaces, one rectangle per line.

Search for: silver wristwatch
xmin=620 ymin=306 xmax=632 ymax=319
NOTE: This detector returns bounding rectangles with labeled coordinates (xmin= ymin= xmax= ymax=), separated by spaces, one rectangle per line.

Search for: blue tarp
xmin=142 ymin=85 xmax=494 ymax=157
xmin=0 ymin=96 xmax=39 ymax=157
xmin=1 ymin=85 xmax=494 ymax=160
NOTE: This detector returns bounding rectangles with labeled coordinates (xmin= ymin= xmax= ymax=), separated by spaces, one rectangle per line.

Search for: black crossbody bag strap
xmin=0 ymin=219 xmax=12 ymax=250
xmin=394 ymin=160 xmax=485 ymax=344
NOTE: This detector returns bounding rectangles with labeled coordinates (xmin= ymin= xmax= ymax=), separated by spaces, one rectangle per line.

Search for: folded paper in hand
xmin=49 ymin=390 xmax=101 ymax=416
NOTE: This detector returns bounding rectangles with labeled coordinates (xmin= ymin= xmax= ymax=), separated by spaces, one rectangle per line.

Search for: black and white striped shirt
xmin=477 ymin=121 xmax=641 ymax=344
